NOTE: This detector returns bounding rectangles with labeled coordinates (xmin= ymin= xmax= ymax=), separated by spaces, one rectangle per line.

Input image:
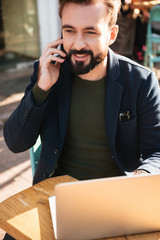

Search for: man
xmin=3 ymin=0 xmax=160 ymax=239
xmin=3 ymin=0 xmax=160 ymax=194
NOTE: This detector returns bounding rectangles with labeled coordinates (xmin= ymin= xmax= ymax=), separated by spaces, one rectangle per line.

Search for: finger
xmin=43 ymin=38 xmax=64 ymax=53
xmin=41 ymin=45 xmax=66 ymax=61
xmin=43 ymin=54 xmax=65 ymax=65
xmin=41 ymin=50 xmax=66 ymax=65
xmin=51 ymin=55 xmax=65 ymax=63
xmin=39 ymin=54 xmax=65 ymax=69
xmin=48 ymin=48 xmax=66 ymax=58
xmin=56 ymin=48 xmax=66 ymax=57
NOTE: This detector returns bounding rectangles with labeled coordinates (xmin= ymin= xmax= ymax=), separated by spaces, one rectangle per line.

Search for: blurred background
xmin=0 ymin=0 xmax=61 ymax=238
xmin=0 ymin=0 xmax=61 ymax=68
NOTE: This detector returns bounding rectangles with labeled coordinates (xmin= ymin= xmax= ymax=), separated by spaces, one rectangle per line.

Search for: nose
xmin=73 ymin=33 xmax=86 ymax=50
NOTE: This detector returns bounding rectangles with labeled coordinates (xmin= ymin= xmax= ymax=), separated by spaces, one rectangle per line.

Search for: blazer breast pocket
xmin=117 ymin=116 xmax=137 ymax=147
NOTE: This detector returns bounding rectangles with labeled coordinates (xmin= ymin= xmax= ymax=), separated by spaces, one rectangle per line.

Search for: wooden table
xmin=0 ymin=175 xmax=160 ymax=240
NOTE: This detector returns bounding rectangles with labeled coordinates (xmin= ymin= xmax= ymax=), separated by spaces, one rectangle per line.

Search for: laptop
xmin=49 ymin=174 xmax=160 ymax=240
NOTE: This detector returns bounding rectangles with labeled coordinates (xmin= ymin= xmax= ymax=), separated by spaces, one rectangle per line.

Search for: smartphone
xmin=60 ymin=31 xmax=65 ymax=57
xmin=52 ymin=32 xmax=65 ymax=63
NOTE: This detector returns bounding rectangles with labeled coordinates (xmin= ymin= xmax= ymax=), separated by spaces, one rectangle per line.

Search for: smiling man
xmin=3 ymin=1 xmax=160 ymax=238
xmin=4 ymin=0 xmax=160 ymax=182
xmin=3 ymin=2 xmax=160 ymax=238
xmin=4 ymin=0 xmax=160 ymax=183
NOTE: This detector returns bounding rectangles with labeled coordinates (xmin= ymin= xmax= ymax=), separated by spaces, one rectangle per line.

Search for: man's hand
xmin=134 ymin=170 xmax=149 ymax=175
xmin=38 ymin=38 xmax=66 ymax=91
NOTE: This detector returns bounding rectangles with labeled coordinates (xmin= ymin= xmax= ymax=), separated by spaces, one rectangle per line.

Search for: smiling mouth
xmin=76 ymin=54 xmax=87 ymax=57
xmin=73 ymin=54 xmax=89 ymax=61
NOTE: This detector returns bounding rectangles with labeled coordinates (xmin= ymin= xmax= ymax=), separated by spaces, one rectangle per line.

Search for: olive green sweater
xmin=32 ymin=76 xmax=121 ymax=180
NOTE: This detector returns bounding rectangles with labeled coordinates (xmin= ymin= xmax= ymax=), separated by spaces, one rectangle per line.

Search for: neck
xmin=78 ymin=56 xmax=107 ymax=81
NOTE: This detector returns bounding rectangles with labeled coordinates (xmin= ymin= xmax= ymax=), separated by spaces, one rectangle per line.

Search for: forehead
xmin=61 ymin=2 xmax=109 ymax=28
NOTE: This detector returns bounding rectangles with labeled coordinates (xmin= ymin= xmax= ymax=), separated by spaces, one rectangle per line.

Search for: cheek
xmin=63 ymin=42 xmax=69 ymax=53
xmin=100 ymin=32 xmax=111 ymax=46
xmin=62 ymin=35 xmax=73 ymax=52
xmin=95 ymin=37 xmax=108 ymax=53
xmin=93 ymin=30 xmax=111 ymax=51
xmin=99 ymin=25 xmax=111 ymax=43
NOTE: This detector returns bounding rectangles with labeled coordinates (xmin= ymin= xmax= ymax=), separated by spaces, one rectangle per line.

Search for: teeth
xmin=76 ymin=54 xmax=86 ymax=57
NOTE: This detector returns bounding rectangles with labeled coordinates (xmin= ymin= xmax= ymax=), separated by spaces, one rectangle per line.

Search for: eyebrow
xmin=62 ymin=24 xmax=74 ymax=29
xmin=62 ymin=24 xmax=97 ymax=31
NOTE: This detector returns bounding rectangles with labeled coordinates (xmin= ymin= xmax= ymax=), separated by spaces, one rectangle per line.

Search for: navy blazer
xmin=4 ymin=48 xmax=160 ymax=184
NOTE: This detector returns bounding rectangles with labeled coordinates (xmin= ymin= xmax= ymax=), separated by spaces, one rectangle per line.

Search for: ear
xmin=109 ymin=25 xmax=119 ymax=46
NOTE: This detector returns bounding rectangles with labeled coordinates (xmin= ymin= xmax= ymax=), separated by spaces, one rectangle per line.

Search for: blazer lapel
xmin=105 ymin=49 xmax=123 ymax=149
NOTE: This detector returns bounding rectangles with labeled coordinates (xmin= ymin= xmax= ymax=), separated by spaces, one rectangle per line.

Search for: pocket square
xmin=119 ymin=111 xmax=131 ymax=122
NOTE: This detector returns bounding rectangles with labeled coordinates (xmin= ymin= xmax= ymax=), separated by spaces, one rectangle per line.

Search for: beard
xmin=65 ymin=49 xmax=107 ymax=75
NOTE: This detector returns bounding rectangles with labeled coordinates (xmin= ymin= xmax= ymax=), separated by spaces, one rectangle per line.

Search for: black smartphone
xmin=60 ymin=43 xmax=64 ymax=52
xmin=52 ymin=32 xmax=65 ymax=63
xmin=60 ymin=31 xmax=65 ymax=55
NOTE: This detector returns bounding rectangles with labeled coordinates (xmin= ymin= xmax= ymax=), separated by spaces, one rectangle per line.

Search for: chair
xmin=144 ymin=5 xmax=160 ymax=69
xmin=30 ymin=135 xmax=41 ymax=176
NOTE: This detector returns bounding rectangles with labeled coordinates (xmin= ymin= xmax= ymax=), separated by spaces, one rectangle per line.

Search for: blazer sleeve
xmin=3 ymin=60 xmax=49 ymax=152
xmin=137 ymin=71 xmax=160 ymax=173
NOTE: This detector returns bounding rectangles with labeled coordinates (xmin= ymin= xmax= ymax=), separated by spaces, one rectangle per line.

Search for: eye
xmin=64 ymin=29 xmax=75 ymax=34
xmin=86 ymin=31 xmax=97 ymax=35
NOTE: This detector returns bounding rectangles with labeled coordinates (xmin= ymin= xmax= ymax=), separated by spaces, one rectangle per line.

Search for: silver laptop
xmin=49 ymin=174 xmax=160 ymax=240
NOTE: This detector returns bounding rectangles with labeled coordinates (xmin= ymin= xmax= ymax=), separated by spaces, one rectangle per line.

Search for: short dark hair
xmin=58 ymin=0 xmax=121 ymax=27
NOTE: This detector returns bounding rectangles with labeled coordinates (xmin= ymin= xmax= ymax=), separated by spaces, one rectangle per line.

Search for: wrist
xmin=37 ymin=81 xmax=52 ymax=92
